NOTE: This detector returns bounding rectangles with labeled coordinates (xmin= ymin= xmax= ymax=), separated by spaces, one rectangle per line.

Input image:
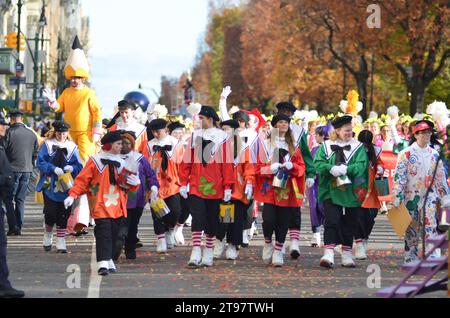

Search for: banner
xmin=378 ymin=151 xmax=397 ymax=202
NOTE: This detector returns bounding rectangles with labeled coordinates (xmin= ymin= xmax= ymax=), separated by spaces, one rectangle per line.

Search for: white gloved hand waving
xmin=221 ymin=86 xmax=232 ymax=100
xmin=223 ymin=189 xmax=232 ymax=202
xmin=64 ymin=196 xmax=75 ymax=209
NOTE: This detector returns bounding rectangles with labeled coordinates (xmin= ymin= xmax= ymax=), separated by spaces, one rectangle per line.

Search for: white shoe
xmin=226 ymin=244 xmax=238 ymax=260
xmin=108 ymin=259 xmax=117 ymax=273
xmin=242 ymin=230 xmax=250 ymax=247
xmin=185 ymin=215 xmax=192 ymax=227
xmin=249 ymin=222 xmax=257 ymax=238
xmin=262 ymin=243 xmax=274 ymax=264
xmin=354 ymin=242 xmax=367 ymax=260
xmin=290 ymin=239 xmax=300 ymax=259
xmin=174 ymin=225 xmax=185 ymax=245
xmin=166 ymin=230 xmax=175 ymax=249
xmin=213 ymin=239 xmax=226 ymax=259
xmin=56 ymin=237 xmax=67 ymax=253
xmin=429 ymin=248 xmax=442 ymax=259
xmin=311 ymin=232 xmax=321 ymax=247
xmin=341 ymin=251 xmax=356 ymax=268
xmin=43 ymin=232 xmax=53 ymax=252
xmin=320 ymin=249 xmax=334 ymax=268
xmin=334 ymin=245 xmax=342 ymax=255
xmin=201 ymin=247 xmax=214 ymax=267
xmin=188 ymin=246 xmax=202 ymax=267
xmin=157 ymin=238 xmax=167 ymax=253
xmin=272 ymin=249 xmax=284 ymax=267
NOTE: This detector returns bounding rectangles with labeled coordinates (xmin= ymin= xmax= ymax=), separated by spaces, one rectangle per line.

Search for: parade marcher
xmin=43 ymin=36 xmax=102 ymax=163
xmin=36 ymin=122 xmax=83 ymax=253
xmin=4 ymin=111 xmax=39 ymax=235
xmin=0 ymin=114 xmax=24 ymax=298
xmin=64 ymin=131 xmax=140 ymax=275
xmin=119 ymin=131 xmax=159 ymax=260
xmin=275 ymin=102 xmax=315 ymax=259
xmin=392 ymin=120 xmax=450 ymax=263
xmin=143 ymin=119 xmax=183 ymax=253
xmin=214 ymin=119 xmax=255 ymax=260
xmin=108 ymin=100 xmax=148 ymax=153
xmin=168 ymin=121 xmax=190 ymax=245
xmin=354 ymin=130 xmax=385 ymax=260
xmin=179 ymin=106 xmax=234 ymax=267
xmin=254 ymin=114 xmax=306 ymax=267
xmin=314 ymin=115 xmax=369 ymax=268
xmin=308 ymin=125 xmax=329 ymax=248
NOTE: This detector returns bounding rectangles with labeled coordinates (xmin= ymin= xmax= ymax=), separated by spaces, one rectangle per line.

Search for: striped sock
xmin=264 ymin=238 xmax=272 ymax=245
xmin=45 ymin=224 xmax=53 ymax=233
xmin=324 ymin=244 xmax=336 ymax=250
xmin=342 ymin=245 xmax=352 ymax=252
xmin=56 ymin=227 xmax=66 ymax=238
xmin=192 ymin=231 xmax=202 ymax=247
xmin=355 ymin=239 xmax=364 ymax=244
xmin=289 ymin=229 xmax=300 ymax=241
xmin=206 ymin=235 xmax=215 ymax=249
xmin=157 ymin=234 xmax=165 ymax=241
xmin=274 ymin=242 xmax=284 ymax=251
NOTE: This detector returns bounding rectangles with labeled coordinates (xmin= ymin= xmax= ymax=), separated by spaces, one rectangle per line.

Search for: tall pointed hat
xmin=64 ymin=35 xmax=90 ymax=80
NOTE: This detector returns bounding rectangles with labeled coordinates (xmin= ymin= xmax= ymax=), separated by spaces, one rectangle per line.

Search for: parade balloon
xmin=124 ymin=91 xmax=150 ymax=112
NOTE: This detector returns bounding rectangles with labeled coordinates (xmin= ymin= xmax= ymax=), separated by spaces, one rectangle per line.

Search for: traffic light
xmin=4 ymin=32 xmax=26 ymax=51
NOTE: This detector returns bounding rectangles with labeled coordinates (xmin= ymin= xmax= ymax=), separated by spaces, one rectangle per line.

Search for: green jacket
xmin=314 ymin=139 xmax=369 ymax=208
xmin=291 ymin=124 xmax=315 ymax=179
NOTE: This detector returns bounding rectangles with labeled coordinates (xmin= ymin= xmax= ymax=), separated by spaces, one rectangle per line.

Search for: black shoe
xmin=125 ymin=250 xmax=136 ymax=260
xmin=0 ymin=287 xmax=25 ymax=298
xmin=57 ymin=249 xmax=68 ymax=254
xmin=290 ymin=250 xmax=300 ymax=260
xmin=7 ymin=228 xmax=21 ymax=236
xmin=98 ymin=268 xmax=109 ymax=276
xmin=81 ymin=229 xmax=89 ymax=235
xmin=43 ymin=245 xmax=51 ymax=252
xmin=135 ymin=242 xmax=143 ymax=249
xmin=241 ymin=243 xmax=249 ymax=248
xmin=108 ymin=268 xmax=117 ymax=274
xmin=71 ymin=231 xmax=82 ymax=237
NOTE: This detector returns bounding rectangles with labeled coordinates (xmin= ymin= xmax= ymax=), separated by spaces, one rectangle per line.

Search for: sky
xmin=82 ymin=0 xmax=209 ymax=117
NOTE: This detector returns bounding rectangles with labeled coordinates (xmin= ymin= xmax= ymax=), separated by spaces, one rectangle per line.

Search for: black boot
xmin=0 ymin=287 xmax=25 ymax=298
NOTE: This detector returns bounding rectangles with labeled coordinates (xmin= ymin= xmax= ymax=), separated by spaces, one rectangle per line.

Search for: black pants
xmin=288 ymin=207 xmax=302 ymax=230
xmin=94 ymin=217 xmax=126 ymax=262
xmin=0 ymin=176 xmax=17 ymax=232
xmin=262 ymin=203 xmax=296 ymax=244
xmin=43 ymin=194 xmax=71 ymax=229
xmin=323 ymin=200 xmax=359 ymax=248
xmin=216 ymin=200 xmax=249 ymax=246
xmin=0 ymin=208 xmax=12 ymax=290
xmin=354 ymin=208 xmax=378 ymax=240
xmin=189 ymin=195 xmax=220 ymax=237
xmin=243 ymin=200 xmax=255 ymax=230
xmin=152 ymin=194 xmax=181 ymax=235
xmin=178 ymin=196 xmax=191 ymax=225
xmin=125 ymin=207 xmax=144 ymax=252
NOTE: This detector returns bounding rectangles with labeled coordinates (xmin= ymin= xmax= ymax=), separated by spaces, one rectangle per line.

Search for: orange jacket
xmin=142 ymin=136 xmax=184 ymax=199
xmin=69 ymin=153 xmax=138 ymax=219
xmin=232 ymin=146 xmax=256 ymax=204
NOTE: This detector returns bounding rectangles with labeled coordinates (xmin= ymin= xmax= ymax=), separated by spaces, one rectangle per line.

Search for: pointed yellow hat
xmin=64 ymin=36 xmax=90 ymax=80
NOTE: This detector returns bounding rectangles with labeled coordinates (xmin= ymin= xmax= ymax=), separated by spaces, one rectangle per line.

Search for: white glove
xmin=330 ymin=166 xmax=342 ymax=177
xmin=126 ymin=174 xmax=141 ymax=186
xmin=43 ymin=88 xmax=56 ymax=104
xmin=93 ymin=133 xmax=101 ymax=143
xmin=179 ymin=186 xmax=188 ymax=199
xmin=270 ymin=163 xmax=282 ymax=174
xmin=376 ymin=165 xmax=384 ymax=176
xmin=223 ymin=189 xmax=232 ymax=202
xmin=187 ymin=103 xmax=202 ymax=116
xmin=150 ymin=185 xmax=159 ymax=202
xmin=221 ymin=86 xmax=232 ymax=99
xmin=64 ymin=196 xmax=75 ymax=209
xmin=337 ymin=165 xmax=348 ymax=176
xmin=306 ymin=178 xmax=315 ymax=188
xmin=64 ymin=166 xmax=73 ymax=173
xmin=244 ymin=184 xmax=253 ymax=200
xmin=283 ymin=162 xmax=293 ymax=171
xmin=54 ymin=167 xmax=64 ymax=176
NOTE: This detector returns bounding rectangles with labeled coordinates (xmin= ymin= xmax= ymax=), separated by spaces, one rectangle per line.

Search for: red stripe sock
xmin=342 ymin=245 xmax=352 ymax=252
xmin=324 ymin=244 xmax=336 ymax=249
xmin=355 ymin=239 xmax=364 ymax=244
xmin=192 ymin=231 xmax=202 ymax=247
xmin=264 ymin=238 xmax=272 ymax=244
xmin=289 ymin=229 xmax=300 ymax=241
xmin=274 ymin=242 xmax=283 ymax=251
xmin=56 ymin=228 xmax=66 ymax=238
xmin=206 ymin=235 xmax=215 ymax=249
xmin=157 ymin=234 xmax=165 ymax=240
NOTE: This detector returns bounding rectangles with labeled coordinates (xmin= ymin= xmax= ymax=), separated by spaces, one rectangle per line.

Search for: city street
xmin=6 ymin=196 xmax=445 ymax=298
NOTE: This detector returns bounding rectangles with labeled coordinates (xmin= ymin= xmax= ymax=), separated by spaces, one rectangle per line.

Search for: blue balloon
xmin=124 ymin=91 xmax=150 ymax=112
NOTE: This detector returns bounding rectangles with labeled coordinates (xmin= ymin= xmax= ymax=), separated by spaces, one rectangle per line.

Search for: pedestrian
xmin=179 ymin=106 xmax=234 ymax=267
xmin=0 ymin=114 xmax=24 ymax=298
xmin=214 ymin=118 xmax=255 ymax=260
xmin=108 ymin=100 xmax=148 ymax=153
xmin=254 ymin=114 xmax=306 ymax=267
xmin=119 ymin=131 xmax=158 ymax=260
xmin=64 ymin=131 xmax=140 ymax=275
xmin=36 ymin=121 xmax=83 ymax=253
xmin=144 ymin=119 xmax=184 ymax=253
xmin=4 ymin=110 xmax=39 ymax=235
xmin=314 ymin=115 xmax=369 ymax=268
xmin=392 ymin=120 xmax=450 ymax=263
xmin=354 ymin=130 xmax=385 ymax=260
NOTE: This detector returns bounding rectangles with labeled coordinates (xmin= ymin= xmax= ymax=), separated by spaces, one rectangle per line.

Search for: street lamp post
xmin=32 ymin=2 xmax=46 ymax=113
xmin=14 ymin=0 xmax=23 ymax=109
